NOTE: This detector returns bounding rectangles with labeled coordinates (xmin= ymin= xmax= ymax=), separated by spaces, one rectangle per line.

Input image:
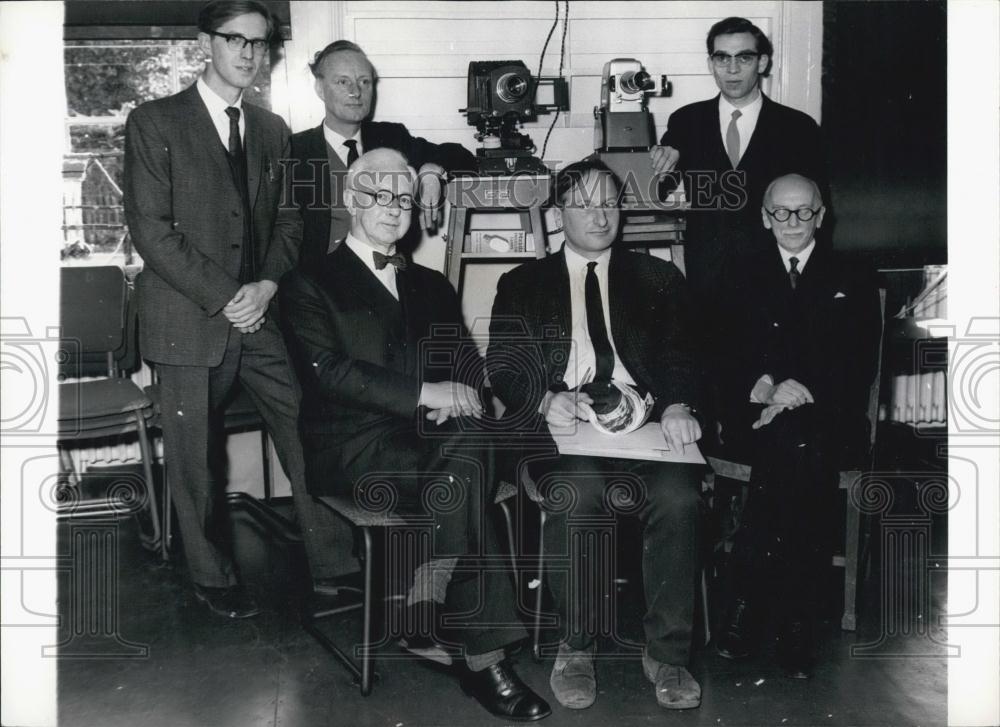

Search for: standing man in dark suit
xmin=124 ymin=0 xmax=345 ymax=617
xmin=659 ymin=16 xmax=825 ymax=313
xmin=714 ymin=174 xmax=881 ymax=678
xmin=488 ymin=159 xmax=705 ymax=712
xmin=280 ymin=148 xmax=551 ymax=723
xmin=286 ymin=40 xmax=477 ymax=271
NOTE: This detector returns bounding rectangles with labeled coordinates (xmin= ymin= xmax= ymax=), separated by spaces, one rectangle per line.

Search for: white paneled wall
xmin=277 ymin=1 xmax=822 ymax=347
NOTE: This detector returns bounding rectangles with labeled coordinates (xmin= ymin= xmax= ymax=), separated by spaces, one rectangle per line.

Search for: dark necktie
xmin=343 ymin=139 xmax=359 ymax=167
xmin=225 ymin=106 xmax=255 ymax=283
xmin=373 ymin=250 xmax=407 ymax=270
xmin=585 ymin=261 xmax=614 ymax=382
xmin=725 ymin=109 xmax=742 ymax=169
xmin=789 ymin=256 xmax=800 ymax=290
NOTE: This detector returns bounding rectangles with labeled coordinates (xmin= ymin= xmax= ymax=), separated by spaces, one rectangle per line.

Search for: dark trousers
xmin=156 ymin=318 xmax=355 ymax=587
xmin=530 ymin=454 xmax=703 ymax=666
xmin=319 ymin=418 xmax=527 ymax=656
xmin=726 ymin=405 xmax=839 ymax=620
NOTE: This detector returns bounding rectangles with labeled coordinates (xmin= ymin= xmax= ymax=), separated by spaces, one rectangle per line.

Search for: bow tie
xmin=373 ymin=251 xmax=407 ymax=271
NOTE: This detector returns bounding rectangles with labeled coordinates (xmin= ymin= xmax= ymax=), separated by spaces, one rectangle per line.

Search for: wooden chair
xmin=57 ymin=266 xmax=161 ymax=549
xmin=705 ymin=290 xmax=886 ymax=632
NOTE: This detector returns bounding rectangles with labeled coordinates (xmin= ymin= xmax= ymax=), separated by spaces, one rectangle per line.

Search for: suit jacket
xmin=124 ymin=84 xmax=299 ymax=366
xmin=487 ymin=248 xmax=702 ymax=429
xmin=659 ymin=94 xmax=825 ymax=296
xmin=279 ymin=242 xmax=482 ymax=495
xmin=288 ymin=121 xmax=477 ymax=270
xmin=718 ymin=243 xmax=881 ymax=464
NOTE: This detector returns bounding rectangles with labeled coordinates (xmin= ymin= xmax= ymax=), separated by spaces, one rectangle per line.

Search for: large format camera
xmin=461 ymin=60 xmax=568 ymax=175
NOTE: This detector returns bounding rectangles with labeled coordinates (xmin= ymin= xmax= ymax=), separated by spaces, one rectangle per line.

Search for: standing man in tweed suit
xmin=124 ymin=0 xmax=345 ymax=617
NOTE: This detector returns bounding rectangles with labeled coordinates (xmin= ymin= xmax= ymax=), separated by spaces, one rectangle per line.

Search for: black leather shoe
xmin=716 ymin=598 xmax=754 ymax=660
xmin=776 ymin=619 xmax=813 ymax=679
xmin=193 ymin=584 xmax=260 ymax=619
xmin=460 ymin=660 xmax=552 ymax=721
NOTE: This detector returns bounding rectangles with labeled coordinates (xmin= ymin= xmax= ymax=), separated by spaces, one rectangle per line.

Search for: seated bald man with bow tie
xmin=279 ymin=147 xmax=551 ymax=722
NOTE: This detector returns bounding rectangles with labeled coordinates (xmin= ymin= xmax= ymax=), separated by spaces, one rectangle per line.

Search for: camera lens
xmin=496 ymin=72 xmax=529 ymax=104
xmin=618 ymin=70 xmax=653 ymax=94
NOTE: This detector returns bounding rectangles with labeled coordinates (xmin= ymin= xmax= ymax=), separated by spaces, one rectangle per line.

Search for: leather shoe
xmin=549 ymin=642 xmax=596 ymax=709
xmin=193 ymin=584 xmax=259 ymax=619
xmin=776 ymin=619 xmax=813 ymax=679
xmin=460 ymin=659 xmax=552 ymax=721
xmin=716 ymin=597 xmax=754 ymax=660
xmin=642 ymin=650 xmax=701 ymax=710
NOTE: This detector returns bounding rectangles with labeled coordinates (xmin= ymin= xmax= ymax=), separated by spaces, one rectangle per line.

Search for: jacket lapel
xmin=333 ymin=244 xmax=401 ymax=315
xmin=182 ymin=85 xmax=233 ymax=186
xmin=739 ymin=93 xmax=772 ymax=172
xmin=243 ymin=105 xmax=262 ymax=206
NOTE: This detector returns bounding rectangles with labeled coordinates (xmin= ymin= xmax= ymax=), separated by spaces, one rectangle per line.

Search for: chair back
xmin=59 ymin=266 xmax=128 ymax=377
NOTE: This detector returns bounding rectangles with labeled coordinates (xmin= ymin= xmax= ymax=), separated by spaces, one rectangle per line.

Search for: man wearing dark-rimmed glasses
xmin=124 ymin=0 xmax=347 ymax=619
xmin=279 ymin=147 xmax=552 ymax=722
xmin=712 ymin=174 xmax=881 ymax=679
xmin=657 ymin=16 xmax=827 ymax=372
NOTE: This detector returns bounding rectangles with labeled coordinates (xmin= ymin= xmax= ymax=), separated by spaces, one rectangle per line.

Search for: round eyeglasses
xmin=765 ymin=207 xmax=821 ymax=223
xmin=351 ymin=187 xmax=415 ymax=210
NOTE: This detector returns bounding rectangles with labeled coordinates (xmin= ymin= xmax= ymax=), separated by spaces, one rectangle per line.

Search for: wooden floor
xmin=57 ymin=467 xmax=948 ymax=727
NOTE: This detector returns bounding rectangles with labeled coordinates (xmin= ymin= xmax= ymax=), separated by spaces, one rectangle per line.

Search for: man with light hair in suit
xmin=124 ymin=0 xmax=345 ymax=617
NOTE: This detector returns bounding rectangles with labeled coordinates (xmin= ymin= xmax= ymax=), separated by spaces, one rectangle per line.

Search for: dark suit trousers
xmin=156 ymin=318 xmax=354 ymax=587
xmin=726 ymin=405 xmax=839 ymax=619
xmin=316 ymin=418 xmax=527 ymax=656
xmin=529 ymin=454 xmax=703 ymax=666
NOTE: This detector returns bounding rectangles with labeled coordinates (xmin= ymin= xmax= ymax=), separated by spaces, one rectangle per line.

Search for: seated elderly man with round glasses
xmin=279 ymin=147 xmax=551 ymax=723
xmin=712 ymin=173 xmax=882 ymax=679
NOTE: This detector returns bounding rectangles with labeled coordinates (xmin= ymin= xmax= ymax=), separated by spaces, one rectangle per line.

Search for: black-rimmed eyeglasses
xmin=208 ymin=31 xmax=269 ymax=54
xmin=765 ymin=207 xmax=821 ymax=223
xmin=351 ymin=187 xmax=415 ymax=210
xmin=709 ymin=52 xmax=760 ymax=68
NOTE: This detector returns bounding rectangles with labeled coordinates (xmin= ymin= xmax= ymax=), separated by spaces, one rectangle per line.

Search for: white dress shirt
xmin=345 ymin=233 xmax=399 ymax=300
xmin=718 ymin=90 xmax=763 ymax=163
xmin=196 ymin=77 xmax=244 ymax=149
xmin=323 ymin=123 xmax=363 ymax=167
xmin=561 ymin=244 xmax=635 ymax=390
xmin=777 ymin=239 xmax=816 ymax=273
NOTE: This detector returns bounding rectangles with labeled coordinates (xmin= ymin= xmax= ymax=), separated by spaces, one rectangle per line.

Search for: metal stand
xmin=443 ymin=175 xmax=551 ymax=293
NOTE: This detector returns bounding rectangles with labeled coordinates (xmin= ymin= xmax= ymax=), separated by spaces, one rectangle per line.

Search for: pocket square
xmin=834 ymin=291 xmax=847 ymax=298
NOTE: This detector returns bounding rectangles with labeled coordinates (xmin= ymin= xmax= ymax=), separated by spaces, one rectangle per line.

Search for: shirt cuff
xmin=750 ymin=374 xmax=774 ymax=403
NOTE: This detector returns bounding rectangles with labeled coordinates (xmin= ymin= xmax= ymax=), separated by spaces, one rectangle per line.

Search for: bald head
xmin=761 ymin=174 xmax=825 ymax=254
xmin=763 ymin=174 xmax=822 ymax=209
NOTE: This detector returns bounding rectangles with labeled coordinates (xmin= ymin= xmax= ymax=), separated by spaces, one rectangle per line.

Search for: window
xmin=61 ymin=40 xmax=273 ymax=270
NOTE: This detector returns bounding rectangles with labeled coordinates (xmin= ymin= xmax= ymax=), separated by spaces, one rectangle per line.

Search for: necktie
xmin=343 ymin=139 xmax=359 ymax=167
xmin=585 ymin=261 xmax=614 ymax=382
xmin=789 ymin=256 xmax=800 ymax=290
xmin=373 ymin=250 xmax=407 ymax=270
xmin=225 ymin=107 xmax=255 ymax=283
xmin=725 ymin=109 xmax=742 ymax=169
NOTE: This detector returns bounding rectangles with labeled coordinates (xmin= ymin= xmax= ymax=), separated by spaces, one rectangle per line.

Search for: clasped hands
xmin=223 ymin=280 xmax=277 ymax=334
xmin=752 ymin=378 xmax=815 ymax=430
xmin=419 ymin=380 xmax=484 ymax=425
xmin=541 ymin=391 xmax=700 ymax=453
